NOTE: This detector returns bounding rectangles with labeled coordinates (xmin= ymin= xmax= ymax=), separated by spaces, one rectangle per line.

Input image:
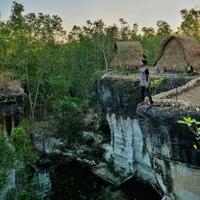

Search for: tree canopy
xmin=0 ymin=1 xmax=199 ymax=139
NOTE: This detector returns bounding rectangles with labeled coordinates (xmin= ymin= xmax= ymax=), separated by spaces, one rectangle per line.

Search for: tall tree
xmin=119 ymin=18 xmax=131 ymax=40
xmin=130 ymin=23 xmax=139 ymax=40
xmin=156 ymin=20 xmax=172 ymax=36
xmin=179 ymin=8 xmax=200 ymax=38
xmin=8 ymin=1 xmax=24 ymax=32
xmin=141 ymin=26 xmax=155 ymax=37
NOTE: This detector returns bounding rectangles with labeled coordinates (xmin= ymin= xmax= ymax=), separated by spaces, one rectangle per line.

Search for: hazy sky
xmin=0 ymin=0 xmax=199 ymax=32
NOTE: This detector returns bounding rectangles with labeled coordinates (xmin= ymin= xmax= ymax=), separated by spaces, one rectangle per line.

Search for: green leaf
xmin=193 ymin=119 xmax=200 ymax=125
xmin=178 ymin=117 xmax=195 ymax=127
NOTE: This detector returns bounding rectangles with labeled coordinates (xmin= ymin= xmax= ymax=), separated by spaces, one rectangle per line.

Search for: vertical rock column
xmin=106 ymin=113 xmax=134 ymax=175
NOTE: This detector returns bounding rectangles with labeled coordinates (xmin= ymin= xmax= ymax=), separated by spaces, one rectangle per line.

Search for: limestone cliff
xmin=98 ymin=73 xmax=200 ymax=200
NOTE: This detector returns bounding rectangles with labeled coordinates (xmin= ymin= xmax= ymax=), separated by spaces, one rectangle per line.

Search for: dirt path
xmin=171 ymin=84 xmax=200 ymax=106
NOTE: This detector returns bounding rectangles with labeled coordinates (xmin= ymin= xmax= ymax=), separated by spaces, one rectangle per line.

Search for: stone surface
xmin=98 ymin=76 xmax=141 ymax=117
xmin=106 ymin=113 xmax=134 ymax=175
xmin=33 ymin=133 xmax=63 ymax=153
xmin=153 ymin=76 xmax=200 ymax=111
xmin=137 ymin=106 xmax=200 ymax=200
xmin=98 ymin=75 xmax=190 ymax=117
xmin=98 ymin=74 xmax=200 ymax=200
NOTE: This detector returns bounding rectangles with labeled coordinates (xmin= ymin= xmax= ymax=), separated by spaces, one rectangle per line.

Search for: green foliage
xmin=11 ymin=128 xmax=38 ymax=166
xmin=54 ymin=96 xmax=85 ymax=143
xmin=0 ymin=2 xmax=200 ymax=198
xmin=139 ymin=35 xmax=164 ymax=65
xmin=114 ymin=65 xmax=130 ymax=75
xmin=156 ymin=20 xmax=172 ymax=36
xmin=141 ymin=26 xmax=155 ymax=37
xmin=150 ymin=77 xmax=166 ymax=87
xmin=15 ymin=191 xmax=42 ymax=200
xmin=0 ymin=134 xmax=14 ymax=191
xmin=0 ymin=2 xmax=199 ymax=138
xmin=0 ymin=2 xmax=200 ymax=142
xmin=178 ymin=117 xmax=200 ymax=127
xmin=179 ymin=117 xmax=195 ymax=127
xmin=178 ymin=117 xmax=200 ymax=147
xmin=1 ymin=2 xmax=199 ymax=124
xmin=0 ymin=128 xmax=39 ymax=198
xmin=179 ymin=9 xmax=200 ymax=39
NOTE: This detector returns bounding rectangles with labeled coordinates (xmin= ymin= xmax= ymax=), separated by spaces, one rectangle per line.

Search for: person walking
xmin=138 ymin=59 xmax=154 ymax=106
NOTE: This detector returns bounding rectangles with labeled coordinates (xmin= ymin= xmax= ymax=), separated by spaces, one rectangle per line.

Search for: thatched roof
xmin=0 ymin=81 xmax=24 ymax=98
xmin=0 ymin=72 xmax=24 ymax=98
xmin=155 ymin=36 xmax=200 ymax=73
xmin=110 ymin=41 xmax=144 ymax=69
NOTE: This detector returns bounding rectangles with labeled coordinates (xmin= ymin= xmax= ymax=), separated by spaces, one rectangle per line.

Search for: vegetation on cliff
xmin=0 ymin=2 xmax=199 ymax=128
xmin=0 ymin=128 xmax=39 ymax=199
xmin=0 ymin=2 xmax=200 ymax=198
xmin=179 ymin=117 xmax=200 ymax=149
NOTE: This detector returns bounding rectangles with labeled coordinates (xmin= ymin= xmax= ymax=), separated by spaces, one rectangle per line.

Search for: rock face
xmin=137 ymin=106 xmax=200 ymax=199
xmin=98 ymin=74 xmax=200 ymax=200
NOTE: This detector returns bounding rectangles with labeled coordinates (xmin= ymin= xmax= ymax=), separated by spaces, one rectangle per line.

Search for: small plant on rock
xmin=150 ymin=77 xmax=166 ymax=87
xmin=178 ymin=117 xmax=200 ymax=148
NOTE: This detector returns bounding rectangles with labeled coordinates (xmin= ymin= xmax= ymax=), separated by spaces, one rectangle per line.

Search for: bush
xmin=114 ymin=65 xmax=130 ymax=75
xmin=0 ymin=134 xmax=14 ymax=191
xmin=54 ymin=96 xmax=86 ymax=144
xmin=11 ymin=128 xmax=38 ymax=166
xmin=178 ymin=117 xmax=200 ymax=149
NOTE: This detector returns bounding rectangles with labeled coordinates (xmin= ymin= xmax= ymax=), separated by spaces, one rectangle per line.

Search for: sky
xmin=0 ymin=0 xmax=199 ymax=32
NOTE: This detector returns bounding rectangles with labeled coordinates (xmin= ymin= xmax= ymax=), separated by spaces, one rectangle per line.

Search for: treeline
xmin=0 ymin=1 xmax=200 ymax=122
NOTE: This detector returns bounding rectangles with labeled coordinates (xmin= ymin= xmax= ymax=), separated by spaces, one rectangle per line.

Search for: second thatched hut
xmin=110 ymin=41 xmax=145 ymax=70
xmin=155 ymin=36 xmax=200 ymax=73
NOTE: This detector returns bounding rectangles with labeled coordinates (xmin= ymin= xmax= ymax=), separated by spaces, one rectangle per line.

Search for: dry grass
xmin=0 ymin=70 xmax=15 ymax=84
xmin=155 ymin=36 xmax=200 ymax=73
xmin=0 ymin=70 xmax=24 ymax=97
xmin=110 ymin=41 xmax=144 ymax=70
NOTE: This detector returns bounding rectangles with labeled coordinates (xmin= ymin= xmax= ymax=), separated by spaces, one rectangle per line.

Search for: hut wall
xmin=157 ymin=39 xmax=187 ymax=72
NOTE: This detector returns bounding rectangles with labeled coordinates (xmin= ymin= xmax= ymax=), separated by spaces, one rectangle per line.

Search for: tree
xmin=1 ymin=2 xmax=66 ymax=120
xmin=68 ymin=25 xmax=82 ymax=41
xmin=0 ymin=134 xmax=14 ymax=191
xmin=130 ymin=23 xmax=139 ymax=40
xmin=8 ymin=1 xmax=24 ymax=32
xmin=119 ymin=18 xmax=131 ymax=40
xmin=179 ymin=8 xmax=200 ymax=39
xmin=141 ymin=26 xmax=155 ymax=37
xmin=156 ymin=20 xmax=172 ymax=36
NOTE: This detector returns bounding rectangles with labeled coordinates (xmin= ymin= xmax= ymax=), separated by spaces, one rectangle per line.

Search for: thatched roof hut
xmin=0 ymin=74 xmax=24 ymax=135
xmin=110 ymin=41 xmax=144 ymax=70
xmin=155 ymin=36 xmax=200 ymax=73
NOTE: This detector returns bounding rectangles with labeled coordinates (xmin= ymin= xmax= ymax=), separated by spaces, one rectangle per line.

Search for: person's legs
xmin=145 ymin=88 xmax=154 ymax=104
xmin=141 ymin=86 xmax=145 ymax=102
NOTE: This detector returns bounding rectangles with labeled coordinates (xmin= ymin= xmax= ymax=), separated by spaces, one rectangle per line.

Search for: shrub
xmin=178 ymin=117 xmax=200 ymax=148
xmin=54 ymin=96 xmax=86 ymax=144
